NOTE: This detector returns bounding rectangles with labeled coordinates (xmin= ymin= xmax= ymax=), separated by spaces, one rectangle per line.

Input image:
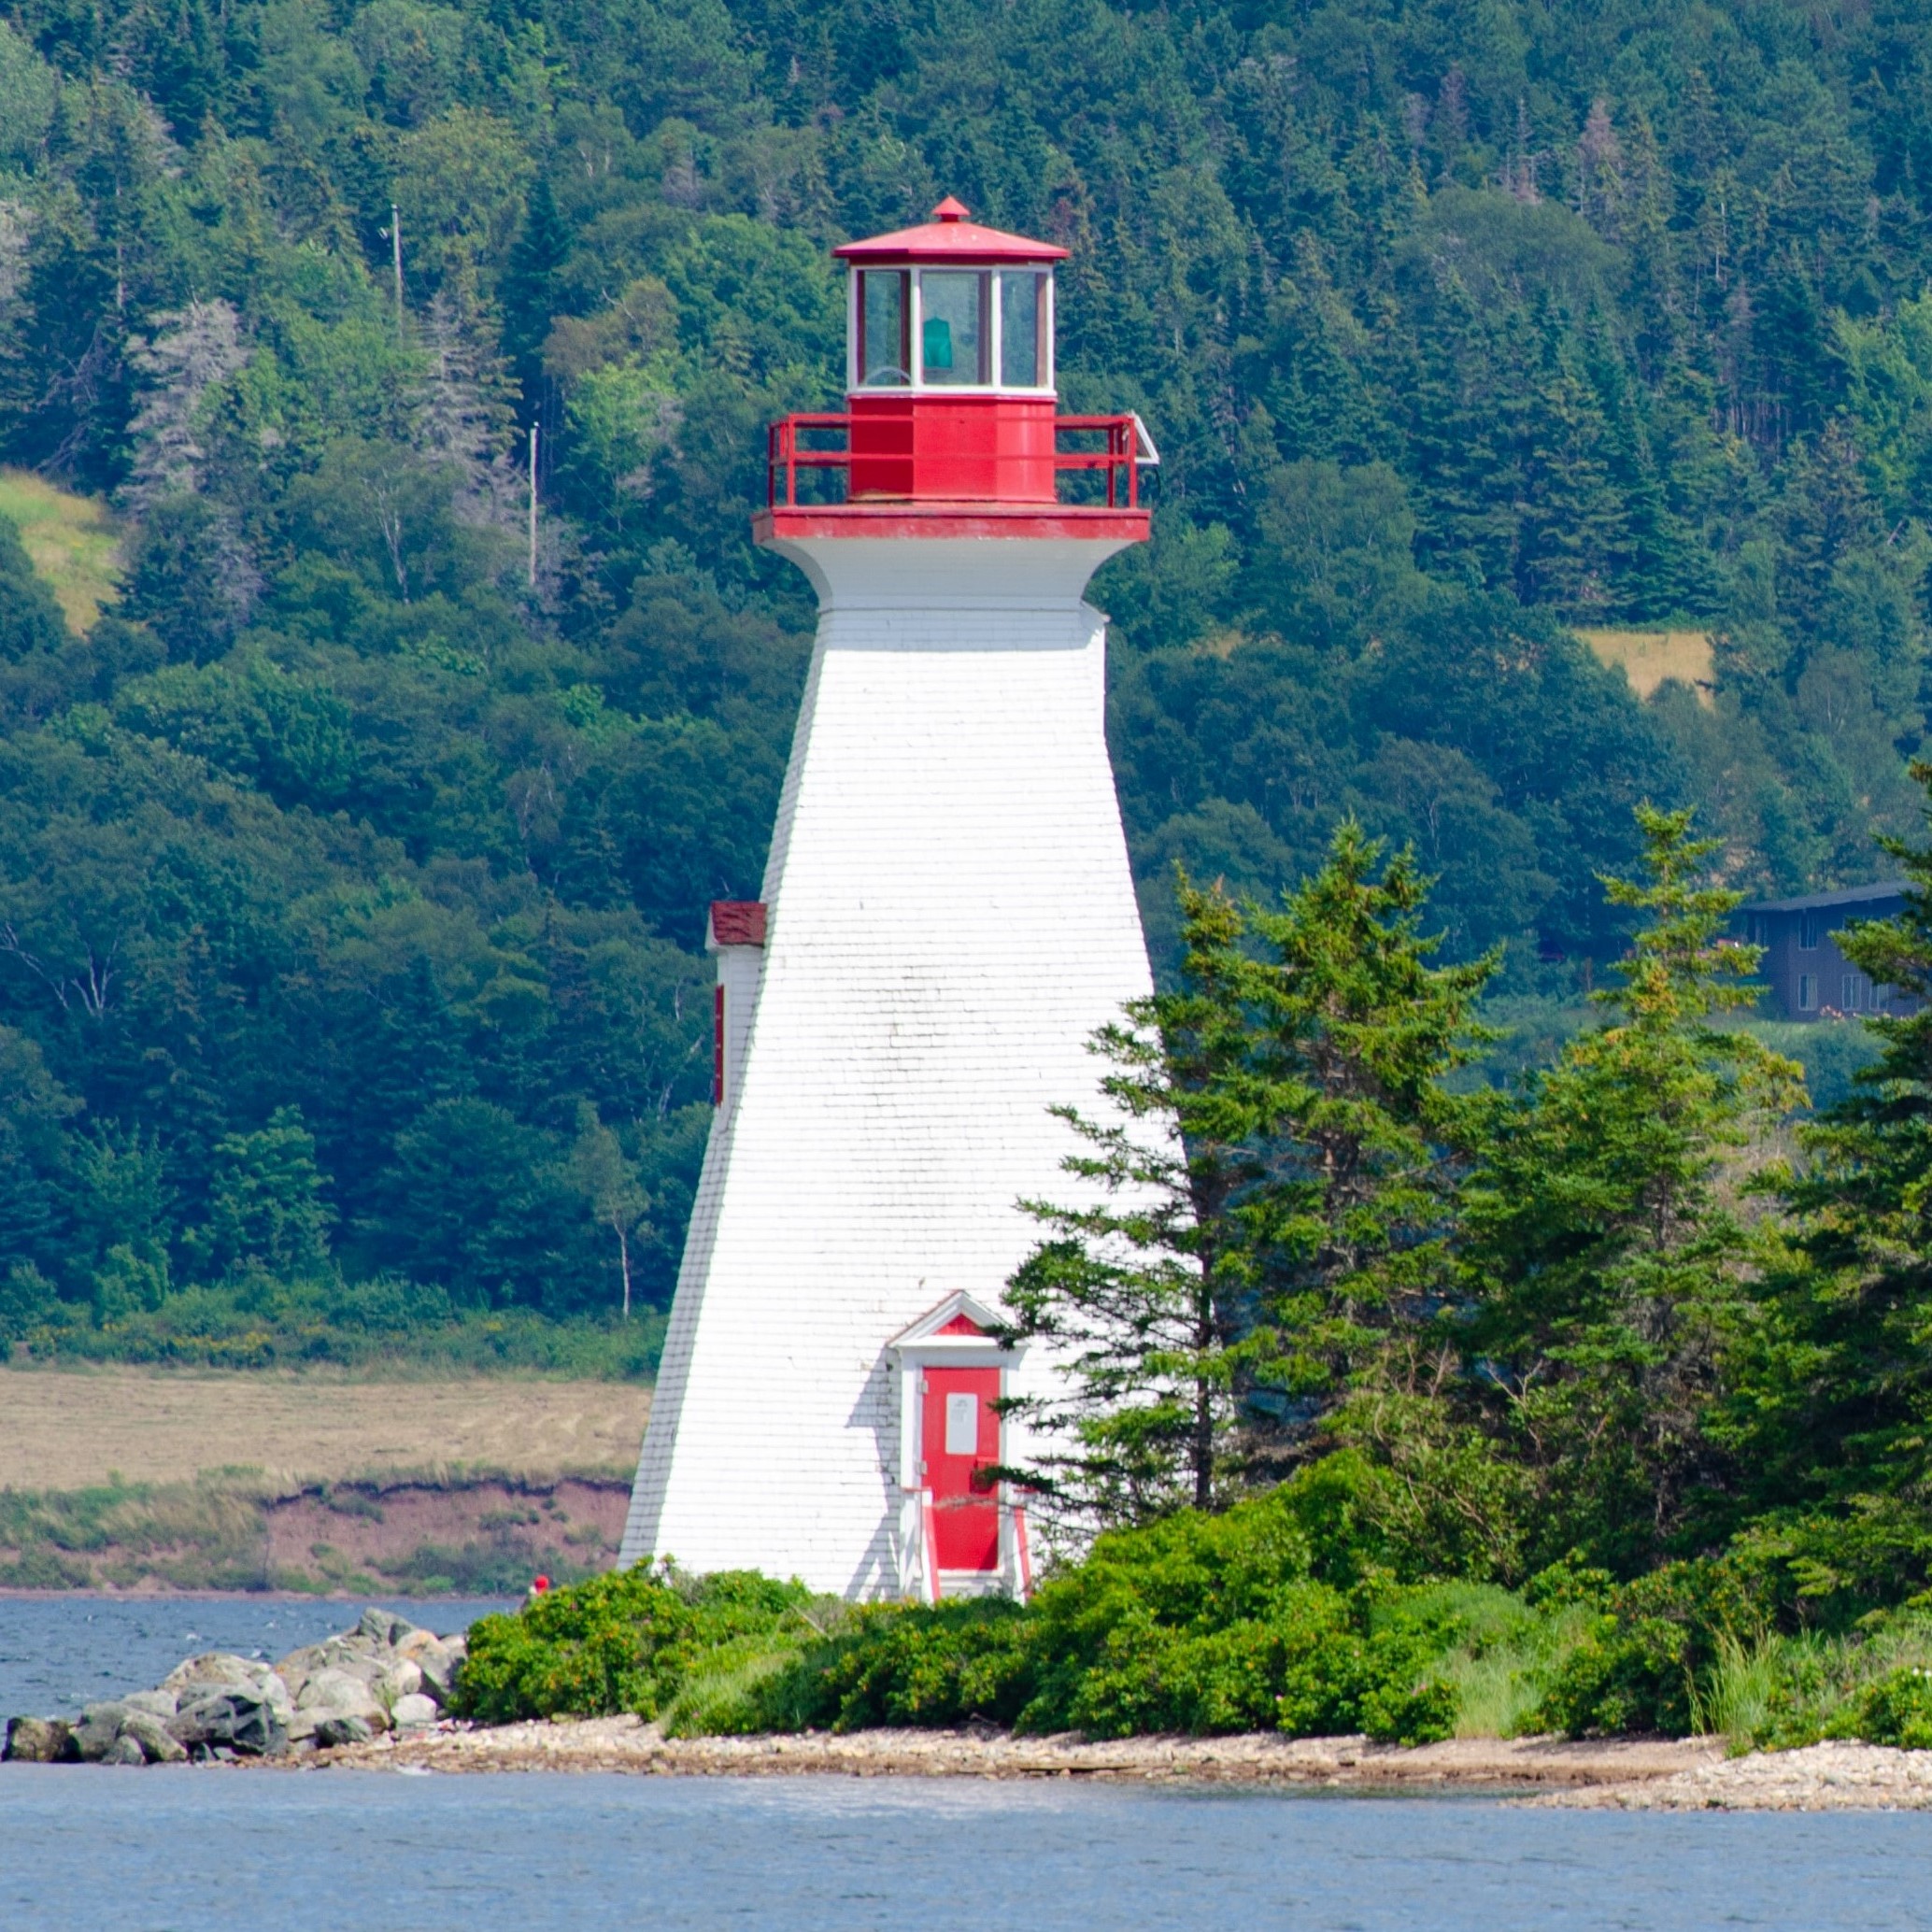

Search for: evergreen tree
xmin=1738 ymin=760 xmax=1932 ymax=1610
xmin=1462 ymin=808 xmax=1803 ymax=1575
xmin=1237 ymin=822 xmax=1496 ymax=1477
xmin=502 ymin=174 xmax=573 ymax=404
xmin=1001 ymin=877 xmax=1267 ymax=1528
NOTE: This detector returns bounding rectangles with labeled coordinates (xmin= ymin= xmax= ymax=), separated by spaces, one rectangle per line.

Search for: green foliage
xmin=761 ymin=1600 xmax=1034 ymax=1733
xmin=1461 ymin=809 xmax=1804 ymax=1575
xmin=452 ymin=1564 xmax=816 ymax=1726
xmin=1003 ymin=826 xmax=1494 ymax=1526
xmin=3 ymin=0 xmax=1928 ymax=1348
xmin=7 ymin=1275 xmax=663 ymax=1375
xmin=1530 ymin=1559 xmax=1769 ymax=1738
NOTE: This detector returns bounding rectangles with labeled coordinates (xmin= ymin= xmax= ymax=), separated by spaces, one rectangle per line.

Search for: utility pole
xmin=528 ymin=422 xmax=539 ymax=588
xmin=390 ymin=205 xmax=404 ymax=334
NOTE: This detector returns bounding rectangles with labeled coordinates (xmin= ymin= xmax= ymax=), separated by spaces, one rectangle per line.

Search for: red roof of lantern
xmin=833 ymin=197 xmax=1069 ymax=266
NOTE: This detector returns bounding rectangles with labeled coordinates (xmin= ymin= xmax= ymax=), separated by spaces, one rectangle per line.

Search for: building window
xmin=859 ymin=271 xmax=910 ymax=387
xmin=917 ymin=270 xmax=988 ymax=385
xmin=1000 ymin=271 xmax=1044 ymax=386
xmin=1798 ymin=973 xmax=1817 ymax=1011
xmin=1843 ymin=974 xmax=1862 ymax=1011
xmin=1800 ymin=913 xmax=1822 ymax=949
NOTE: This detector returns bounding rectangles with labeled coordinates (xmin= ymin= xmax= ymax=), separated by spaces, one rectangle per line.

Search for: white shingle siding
xmin=620 ymin=536 xmax=1155 ymax=1596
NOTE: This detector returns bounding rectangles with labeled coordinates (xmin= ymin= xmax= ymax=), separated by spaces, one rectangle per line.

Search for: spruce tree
xmin=1740 ymin=760 xmax=1932 ymax=1609
xmin=1002 ymin=824 xmax=1493 ymax=1528
xmin=1237 ymin=821 xmax=1495 ymax=1478
xmin=1000 ymin=877 xmax=1266 ymax=1528
xmin=1463 ymin=807 xmax=1802 ymax=1574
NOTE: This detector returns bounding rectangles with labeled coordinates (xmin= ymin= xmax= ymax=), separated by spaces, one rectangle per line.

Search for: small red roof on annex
xmin=833 ymin=197 xmax=1069 ymax=265
xmin=708 ymin=901 xmax=767 ymax=947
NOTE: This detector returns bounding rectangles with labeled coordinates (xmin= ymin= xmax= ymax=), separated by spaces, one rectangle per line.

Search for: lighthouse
xmin=618 ymin=200 xmax=1157 ymax=1600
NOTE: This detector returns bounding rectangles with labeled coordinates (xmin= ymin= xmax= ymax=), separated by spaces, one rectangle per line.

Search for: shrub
xmin=1530 ymin=1560 xmax=1769 ymax=1737
xmin=1831 ymin=1665 xmax=1932 ymax=1748
xmin=452 ymin=1564 xmax=813 ymax=1725
xmin=752 ymin=1600 xmax=1034 ymax=1733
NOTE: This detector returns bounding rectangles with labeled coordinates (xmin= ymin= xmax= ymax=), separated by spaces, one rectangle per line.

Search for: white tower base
xmin=619 ymin=535 xmax=1152 ymax=1598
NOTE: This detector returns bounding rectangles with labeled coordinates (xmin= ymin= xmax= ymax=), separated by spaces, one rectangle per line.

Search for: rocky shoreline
xmin=11 ymin=1605 xmax=1932 ymax=1807
xmin=314 ymin=1715 xmax=1725 ymax=1792
xmin=3 ymin=1608 xmax=464 ymax=1764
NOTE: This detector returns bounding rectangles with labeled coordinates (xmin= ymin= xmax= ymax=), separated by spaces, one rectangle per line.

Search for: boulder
xmin=104 ymin=1734 xmax=147 ymax=1766
xmin=167 ymin=1687 xmax=289 ymax=1758
xmin=358 ymin=1609 xmax=418 ymax=1646
xmin=396 ymin=1634 xmax=460 ymax=1705
xmin=163 ymin=1652 xmax=258 ymax=1694
xmin=312 ymin=1713 xmax=373 ymax=1749
xmin=376 ymin=1659 xmax=423 ymax=1707
xmin=121 ymin=1689 xmax=178 ymax=1720
xmin=388 ymin=1694 xmax=439 ymax=1732
xmin=288 ymin=1666 xmax=388 ymax=1744
xmin=72 ymin=1702 xmax=133 ymax=1763
xmin=120 ymin=1711 xmax=188 ymax=1765
xmin=4 ymin=1716 xmax=77 ymax=1763
xmin=271 ymin=1642 xmax=329 ymax=1707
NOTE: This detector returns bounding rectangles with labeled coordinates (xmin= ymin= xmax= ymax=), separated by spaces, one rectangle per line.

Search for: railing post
xmin=921 ymin=1487 xmax=942 ymax=1604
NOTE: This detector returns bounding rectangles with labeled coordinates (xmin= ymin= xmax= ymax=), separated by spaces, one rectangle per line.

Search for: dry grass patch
xmin=0 ymin=1364 xmax=650 ymax=1490
xmin=0 ymin=468 xmax=121 ymax=632
xmin=1578 ymin=627 xmax=1715 ymax=706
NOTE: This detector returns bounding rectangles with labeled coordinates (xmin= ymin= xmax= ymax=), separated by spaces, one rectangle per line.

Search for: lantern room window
xmin=919 ymin=270 xmax=987 ymax=384
xmin=847 ymin=263 xmax=1055 ymax=394
xmin=1001 ymin=271 xmax=1044 ymax=387
xmin=858 ymin=271 xmax=910 ymax=387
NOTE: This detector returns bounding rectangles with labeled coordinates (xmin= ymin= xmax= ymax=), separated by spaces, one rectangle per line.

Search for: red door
xmin=923 ymin=1366 xmax=1001 ymax=1571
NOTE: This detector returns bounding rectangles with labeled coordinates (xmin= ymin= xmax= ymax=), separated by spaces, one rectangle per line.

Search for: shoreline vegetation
xmin=4 ymin=1591 xmax=1919 ymax=1810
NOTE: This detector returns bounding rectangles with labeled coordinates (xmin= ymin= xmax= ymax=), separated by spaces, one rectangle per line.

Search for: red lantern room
xmin=756 ymin=197 xmax=1155 ymax=543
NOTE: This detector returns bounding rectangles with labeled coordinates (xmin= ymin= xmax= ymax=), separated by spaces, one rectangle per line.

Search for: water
xmin=5 ymin=1598 xmax=1925 ymax=1928
xmin=2 ymin=1770 xmax=1926 ymax=1930
xmin=0 ymin=1593 xmax=517 ymax=1718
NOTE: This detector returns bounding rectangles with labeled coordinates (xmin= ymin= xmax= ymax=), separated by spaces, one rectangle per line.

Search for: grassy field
xmin=0 ymin=1364 xmax=650 ymax=1490
xmin=0 ymin=468 xmax=121 ymax=632
xmin=1577 ymin=627 xmax=1715 ymax=706
xmin=0 ymin=1365 xmax=650 ymax=1592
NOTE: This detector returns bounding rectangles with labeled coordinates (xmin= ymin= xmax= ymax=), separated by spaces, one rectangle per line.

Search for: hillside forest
xmin=4 ymin=0 xmax=1932 ymax=1342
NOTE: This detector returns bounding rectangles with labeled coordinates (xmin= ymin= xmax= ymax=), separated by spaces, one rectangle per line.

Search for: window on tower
xmin=859 ymin=271 xmax=910 ymax=386
xmin=1001 ymin=271 xmax=1043 ymax=387
xmin=918 ymin=270 xmax=987 ymax=384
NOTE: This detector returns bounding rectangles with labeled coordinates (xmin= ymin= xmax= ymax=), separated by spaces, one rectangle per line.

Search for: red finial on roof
xmin=931 ymin=195 xmax=969 ymax=223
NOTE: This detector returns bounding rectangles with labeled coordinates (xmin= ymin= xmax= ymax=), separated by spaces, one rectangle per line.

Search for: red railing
xmin=765 ymin=412 xmax=1151 ymax=510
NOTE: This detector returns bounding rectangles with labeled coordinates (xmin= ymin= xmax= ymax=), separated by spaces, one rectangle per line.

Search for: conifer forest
xmin=12 ymin=0 xmax=1932 ymax=1627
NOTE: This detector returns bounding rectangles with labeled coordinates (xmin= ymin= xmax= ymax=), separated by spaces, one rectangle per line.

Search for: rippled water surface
xmin=0 ymin=1592 xmax=514 ymax=1718
xmin=5 ymin=1769 xmax=1930 ymax=1931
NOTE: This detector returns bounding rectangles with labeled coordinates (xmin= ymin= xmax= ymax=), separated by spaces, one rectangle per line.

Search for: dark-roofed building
xmin=1740 ymin=882 xmax=1916 ymax=1020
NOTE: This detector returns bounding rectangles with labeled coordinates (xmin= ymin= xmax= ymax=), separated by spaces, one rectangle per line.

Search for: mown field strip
xmin=0 ymin=1367 xmax=650 ymax=1489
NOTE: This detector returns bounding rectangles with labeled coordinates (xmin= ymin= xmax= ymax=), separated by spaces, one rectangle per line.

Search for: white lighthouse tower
xmin=618 ymin=199 xmax=1157 ymax=1600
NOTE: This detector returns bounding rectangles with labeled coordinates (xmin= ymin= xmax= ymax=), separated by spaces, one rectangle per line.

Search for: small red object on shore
xmin=531 ymin=1574 xmax=550 ymax=1594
